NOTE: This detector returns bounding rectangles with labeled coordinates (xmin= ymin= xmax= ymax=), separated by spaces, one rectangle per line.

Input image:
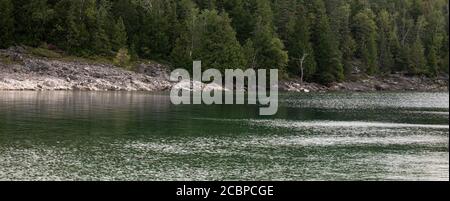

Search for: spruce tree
xmin=328 ymin=2 xmax=356 ymax=76
xmin=250 ymin=19 xmax=288 ymax=72
xmin=308 ymin=0 xmax=344 ymax=84
xmin=408 ymin=38 xmax=427 ymax=75
xmin=286 ymin=5 xmax=316 ymax=81
xmin=423 ymin=5 xmax=446 ymax=76
xmin=352 ymin=9 xmax=378 ymax=75
xmin=217 ymin=0 xmax=255 ymax=43
xmin=13 ymin=0 xmax=54 ymax=46
xmin=172 ymin=9 xmax=246 ymax=72
xmin=249 ymin=0 xmax=288 ymax=72
xmin=138 ymin=0 xmax=178 ymax=59
xmin=51 ymin=0 xmax=90 ymax=51
xmin=194 ymin=10 xmax=247 ymax=71
xmin=171 ymin=0 xmax=200 ymax=69
xmin=272 ymin=0 xmax=298 ymax=42
xmin=92 ymin=1 xmax=112 ymax=55
xmin=377 ymin=10 xmax=396 ymax=74
xmin=0 ymin=0 xmax=14 ymax=48
xmin=243 ymin=39 xmax=256 ymax=69
xmin=112 ymin=17 xmax=128 ymax=51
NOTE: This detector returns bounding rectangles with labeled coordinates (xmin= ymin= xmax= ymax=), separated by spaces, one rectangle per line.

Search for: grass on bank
xmin=28 ymin=46 xmax=63 ymax=59
xmin=0 ymin=54 xmax=16 ymax=65
xmin=17 ymin=45 xmax=166 ymax=72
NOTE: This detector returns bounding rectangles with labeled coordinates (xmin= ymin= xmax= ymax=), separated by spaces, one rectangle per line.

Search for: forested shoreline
xmin=1 ymin=0 xmax=449 ymax=84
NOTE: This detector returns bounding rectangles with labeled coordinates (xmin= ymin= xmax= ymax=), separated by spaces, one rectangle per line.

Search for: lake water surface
xmin=0 ymin=91 xmax=448 ymax=181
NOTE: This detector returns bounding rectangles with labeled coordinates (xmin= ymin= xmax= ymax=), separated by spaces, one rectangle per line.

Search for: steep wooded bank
xmin=0 ymin=0 xmax=449 ymax=85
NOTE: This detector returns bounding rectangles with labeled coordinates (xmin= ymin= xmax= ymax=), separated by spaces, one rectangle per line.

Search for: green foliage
xmin=0 ymin=0 xmax=14 ymax=48
xmin=172 ymin=8 xmax=246 ymax=72
xmin=286 ymin=5 xmax=316 ymax=79
xmin=250 ymin=0 xmax=288 ymax=72
xmin=219 ymin=0 xmax=255 ymax=43
xmin=92 ymin=1 xmax=112 ymax=55
xmin=170 ymin=0 xmax=199 ymax=70
xmin=442 ymin=53 xmax=449 ymax=74
xmin=29 ymin=46 xmax=62 ymax=58
xmin=111 ymin=17 xmax=128 ymax=51
xmin=0 ymin=54 xmax=15 ymax=65
xmin=308 ymin=0 xmax=344 ymax=83
xmin=251 ymin=20 xmax=288 ymax=71
xmin=328 ymin=2 xmax=356 ymax=76
xmin=242 ymin=39 xmax=256 ymax=69
xmin=194 ymin=10 xmax=247 ymax=71
xmin=136 ymin=0 xmax=178 ymax=60
xmin=0 ymin=0 xmax=448 ymax=81
xmin=12 ymin=0 xmax=55 ymax=46
xmin=408 ymin=39 xmax=427 ymax=75
xmin=113 ymin=48 xmax=131 ymax=68
xmin=422 ymin=1 xmax=447 ymax=77
xmin=352 ymin=9 xmax=378 ymax=75
xmin=377 ymin=10 xmax=396 ymax=74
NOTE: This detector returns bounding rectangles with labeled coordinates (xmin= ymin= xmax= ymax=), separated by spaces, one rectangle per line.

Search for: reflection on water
xmin=0 ymin=91 xmax=448 ymax=181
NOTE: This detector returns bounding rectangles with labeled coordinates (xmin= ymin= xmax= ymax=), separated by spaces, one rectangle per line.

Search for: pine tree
xmin=138 ymin=0 xmax=178 ymax=59
xmin=243 ymin=39 xmax=256 ymax=69
xmin=111 ymin=0 xmax=139 ymax=53
xmin=250 ymin=19 xmax=288 ymax=72
xmin=254 ymin=0 xmax=274 ymax=29
xmin=111 ymin=17 xmax=128 ymax=51
xmin=172 ymin=3 xmax=246 ymax=71
xmin=405 ymin=15 xmax=428 ymax=75
xmin=13 ymin=0 xmax=54 ymax=46
xmin=171 ymin=0 xmax=200 ymax=69
xmin=195 ymin=10 xmax=247 ymax=71
xmin=272 ymin=0 xmax=298 ymax=42
xmin=56 ymin=0 xmax=96 ymax=55
xmin=443 ymin=52 xmax=449 ymax=74
xmin=352 ymin=9 xmax=378 ymax=75
xmin=114 ymin=48 xmax=131 ymax=67
xmin=0 ymin=0 xmax=14 ymax=48
xmin=377 ymin=10 xmax=396 ymax=74
xmin=286 ymin=5 xmax=316 ymax=81
xmin=427 ymin=47 xmax=440 ymax=76
xmin=328 ymin=1 xmax=356 ymax=76
xmin=217 ymin=0 xmax=255 ymax=43
xmin=423 ymin=3 xmax=447 ymax=76
xmin=193 ymin=0 xmax=217 ymax=9
xmin=92 ymin=1 xmax=112 ymax=55
xmin=249 ymin=0 xmax=288 ymax=72
xmin=308 ymin=0 xmax=344 ymax=84
xmin=408 ymin=38 xmax=427 ymax=75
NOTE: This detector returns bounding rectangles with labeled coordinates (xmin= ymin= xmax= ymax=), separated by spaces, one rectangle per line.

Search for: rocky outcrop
xmin=280 ymin=74 xmax=449 ymax=92
xmin=280 ymin=81 xmax=327 ymax=93
xmin=1 ymin=47 xmax=448 ymax=92
xmin=0 ymin=48 xmax=172 ymax=91
xmin=171 ymin=80 xmax=231 ymax=92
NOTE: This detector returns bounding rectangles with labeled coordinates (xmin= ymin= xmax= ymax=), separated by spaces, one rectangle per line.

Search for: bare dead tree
xmin=293 ymin=53 xmax=308 ymax=84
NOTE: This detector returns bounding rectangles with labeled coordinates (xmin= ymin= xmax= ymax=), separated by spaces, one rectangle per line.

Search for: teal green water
xmin=0 ymin=91 xmax=448 ymax=181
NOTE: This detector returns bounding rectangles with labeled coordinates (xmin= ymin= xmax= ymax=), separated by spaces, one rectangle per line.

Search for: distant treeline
xmin=0 ymin=0 xmax=448 ymax=83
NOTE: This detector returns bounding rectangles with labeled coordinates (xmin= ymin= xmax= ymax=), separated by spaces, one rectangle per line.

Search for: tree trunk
xmin=297 ymin=53 xmax=308 ymax=84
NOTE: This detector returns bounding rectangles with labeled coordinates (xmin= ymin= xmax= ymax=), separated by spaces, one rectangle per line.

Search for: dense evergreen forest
xmin=0 ymin=0 xmax=448 ymax=84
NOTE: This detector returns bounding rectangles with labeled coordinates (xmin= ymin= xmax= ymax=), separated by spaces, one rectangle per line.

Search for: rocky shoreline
xmin=1 ymin=48 xmax=448 ymax=93
xmin=0 ymin=48 xmax=172 ymax=92
xmin=281 ymin=74 xmax=449 ymax=93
